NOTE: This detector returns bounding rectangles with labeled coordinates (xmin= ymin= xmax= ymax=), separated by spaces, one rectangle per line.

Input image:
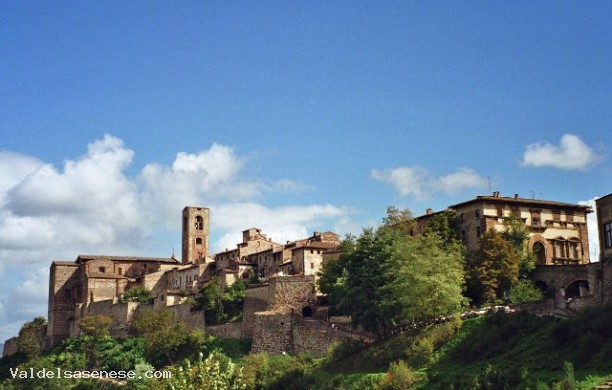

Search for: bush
xmin=509 ymin=280 xmax=544 ymax=304
xmin=121 ymin=287 xmax=153 ymax=304
xmin=377 ymin=360 xmax=417 ymax=389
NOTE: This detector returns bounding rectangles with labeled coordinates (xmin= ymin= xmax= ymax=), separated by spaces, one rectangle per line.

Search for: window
xmin=565 ymin=211 xmax=574 ymax=222
xmin=531 ymin=210 xmax=541 ymax=228
xmin=196 ymin=237 xmax=203 ymax=246
xmin=99 ymin=267 xmax=106 ymax=273
xmin=552 ymin=210 xmax=561 ymax=220
xmin=553 ymin=240 xmax=565 ymax=258
xmin=474 ymin=209 xmax=480 ymax=219
xmin=310 ymin=262 xmax=314 ymax=269
xmin=496 ymin=207 xmax=504 ymax=217
xmin=195 ymin=216 xmax=204 ymax=230
xmin=64 ymin=289 xmax=72 ymax=302
xmin=118 ymin=267 xmax=123 ymax=275
xmin=604 ymin=222 xmax=612 ymax=249
xmin=568 ymin=240 xmax=579 ymax=259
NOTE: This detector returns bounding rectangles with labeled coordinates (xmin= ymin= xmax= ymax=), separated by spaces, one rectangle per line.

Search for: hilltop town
xmin=3 ymin=192 xmax=612 ymax=361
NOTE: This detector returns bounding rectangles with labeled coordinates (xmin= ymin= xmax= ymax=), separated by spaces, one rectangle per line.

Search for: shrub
xmin=377 ymin=360 xmax=417 ymax=389
xmin=509 ymin=279 xmax=544 ymax=304
xmin=121 ymin=287 xmax=153 ymax=304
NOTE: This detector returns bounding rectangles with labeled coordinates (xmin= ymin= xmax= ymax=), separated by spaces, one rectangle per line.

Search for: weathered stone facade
xmin=417 ymin=192 xmax=592 ymax=265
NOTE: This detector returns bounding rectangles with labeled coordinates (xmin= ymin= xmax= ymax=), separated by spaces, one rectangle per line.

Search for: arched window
xmin=532 ymin=241 xmax=546 ymax=265
xmin=195 ymin=216 xmax=204 ymax=230
xmin=196 ymin=237 xmax=203 ymax=246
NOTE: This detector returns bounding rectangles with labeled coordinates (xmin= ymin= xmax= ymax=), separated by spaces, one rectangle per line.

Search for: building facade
xmin=596 ymin=193 xmax=612 ymax=262
xmin=417 ymin=192 xmax=592 ymax=265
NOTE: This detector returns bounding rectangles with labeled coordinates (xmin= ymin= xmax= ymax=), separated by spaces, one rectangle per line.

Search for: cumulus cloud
xmin=371 ymin=166 xmax=487 ymax=199
xmin=521 ymin=134 xmax=600 ymax=170
xmin=210 ymin=202 xmax=348 ymax=252
xmin=0 ymin=134 xmax=351 ymax=342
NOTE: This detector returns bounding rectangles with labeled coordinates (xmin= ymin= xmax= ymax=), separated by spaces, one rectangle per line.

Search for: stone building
xmin=47 ymin=255 xmax=181 ymax=347
xmin=596 ymin=193 xmax=612 ymax=262
xmin=417 ymin=192 xmax=592 ymax=265
xmin=41 ymin=205 xmax=341 ymax=351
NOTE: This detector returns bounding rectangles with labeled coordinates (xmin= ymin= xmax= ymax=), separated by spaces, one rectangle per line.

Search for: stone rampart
xmin=206 ymin=322 xmax=244 ymax=339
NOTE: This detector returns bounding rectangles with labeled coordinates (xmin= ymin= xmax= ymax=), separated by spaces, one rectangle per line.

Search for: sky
xmin=0 ymin=2 xmax=611 ymax=343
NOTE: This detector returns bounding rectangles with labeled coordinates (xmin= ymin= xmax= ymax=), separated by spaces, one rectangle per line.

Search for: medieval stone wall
xmin=251 ymin=311 xmax=293 ymax=355
xmin=206 ymin=322 xmax=243 ymax=339
xmin=242 ymin=284 xmax=271 ymax=338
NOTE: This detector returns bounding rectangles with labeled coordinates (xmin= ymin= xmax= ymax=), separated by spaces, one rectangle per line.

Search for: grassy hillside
xmin=1 ymin=306 xmax=612 ymax=389
xmin=313 ymin=305 xmax=612 ymax=389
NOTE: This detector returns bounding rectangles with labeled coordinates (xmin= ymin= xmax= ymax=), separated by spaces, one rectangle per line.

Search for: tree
xmin=132 ymin=309 xmax=188 ymax=366
xmin=319 ymin=207 xmax=466 ymax=339
xmin=79 ymin=315 xmax=113 ymax=338
xmin=501 ymin=211 xmax=536 ymax=278
xmin=508 ymin=279 xmax=544 ymax=304
xmin=424 ymin=209 xmax=461 ymax=245
xmin=121 ymin=287 xmax=154 ymax=304
xmin=465 ymin=230 xmax=520 ymax=305
xmin=382 ymin=233 xmax=466 ymax=326
xmin=17 ymin=317 xmax=48 ymax=359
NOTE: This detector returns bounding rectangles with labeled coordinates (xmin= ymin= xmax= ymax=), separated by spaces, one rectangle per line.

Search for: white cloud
xmin=371 ymin=166 xmax=487 ymax=199
xmin=431 ymin=168 xmax=489 ymax=195
xmin=579 ymin=198 xmax=600 ymax=262
xmin=521 ymin=134 xmax=600 ymax=170
xmin=0 ymin=134 xmax=350 ymax=342
xmin=371 ymin=166 xmax=428 ymax=198
xmin=210 ymin=202 xmax=349 ymax=252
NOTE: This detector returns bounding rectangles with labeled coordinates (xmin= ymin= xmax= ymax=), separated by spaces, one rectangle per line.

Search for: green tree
xmin=382 ymin=233 xmax=466 ymax=326
xmin=466 ymin=230 xmax=520 ymax=305
xmin=320 ymin=207 xmax=466 ymax=339
xmin=132 ymin=309 xmax=188 ymax=366
xmin=79 ymin=315 xmax=113 ymax=338
xmin=508 ymin=279 xmax=544 ymax=304
xmin=501 ymin=211 xmax=536 ymax=278
xmin=121 ymin=287 xmax=154 ymax=304
xmin=424 ymin=209 xmax=461 ymax=245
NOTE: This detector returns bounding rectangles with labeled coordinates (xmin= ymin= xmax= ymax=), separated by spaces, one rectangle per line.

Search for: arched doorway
xmin=565 ymin=280 xmax=589 ymax=299
xmin=532 ymin=241 xmax=546 ymax=265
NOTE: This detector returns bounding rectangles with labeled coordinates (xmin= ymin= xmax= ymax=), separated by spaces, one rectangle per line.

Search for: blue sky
xmin=0 ymin=2 xmax=610 ymax=342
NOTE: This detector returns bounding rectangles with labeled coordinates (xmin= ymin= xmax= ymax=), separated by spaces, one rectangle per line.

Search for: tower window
xmin=196 ymin=237 xmax=203 ymax=246
xmin=195 ymin=216 xmax=204 ymax=230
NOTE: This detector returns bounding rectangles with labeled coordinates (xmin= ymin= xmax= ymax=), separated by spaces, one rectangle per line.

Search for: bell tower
xmin=182 ymin=206 xmax=210 ymax=264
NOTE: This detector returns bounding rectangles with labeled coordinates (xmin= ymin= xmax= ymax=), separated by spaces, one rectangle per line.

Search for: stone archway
xmin=532 ymin=241 xmax=546 ymax=265
xmin=528 ymin=234 xmax=550 ymax=265
xmin=565 ymin=279 xmax=589 ymax=299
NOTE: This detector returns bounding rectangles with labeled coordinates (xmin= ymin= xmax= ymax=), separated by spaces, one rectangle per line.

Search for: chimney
xmin=426 ymin=208 xmax=433 ymax=215
xmin=493 ymin=191 xmax=500 ymax=198
xmin=514 ymin=194 xmax=519 ymax=199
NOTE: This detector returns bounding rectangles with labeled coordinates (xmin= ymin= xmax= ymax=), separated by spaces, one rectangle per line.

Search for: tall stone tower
xmin=182 ymin=206 xmax=210 ymax=264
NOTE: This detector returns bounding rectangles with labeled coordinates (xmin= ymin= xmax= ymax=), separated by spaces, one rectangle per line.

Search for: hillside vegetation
xmin=2 ymin=305 xmax=612 ymax=389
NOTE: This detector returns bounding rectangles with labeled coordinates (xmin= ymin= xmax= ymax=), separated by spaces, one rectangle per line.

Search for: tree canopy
xmin=319 ymin=207 xmax=466 ymax=339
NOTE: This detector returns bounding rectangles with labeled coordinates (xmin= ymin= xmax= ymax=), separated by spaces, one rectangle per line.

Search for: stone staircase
xmin=590 ymin=379 xmax=612 ymax=390
xmin=553 ymin=307 xmax=578 ymax=319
